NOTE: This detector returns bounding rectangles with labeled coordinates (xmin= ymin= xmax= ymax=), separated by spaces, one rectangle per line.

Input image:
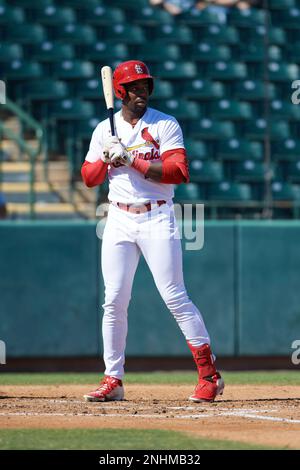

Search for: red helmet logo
xmin=112 ymin=60 xmax=154 ymax=100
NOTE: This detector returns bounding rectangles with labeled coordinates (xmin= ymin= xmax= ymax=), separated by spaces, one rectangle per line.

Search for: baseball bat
xmin=101 ymin=66 xmax=115 ymax=136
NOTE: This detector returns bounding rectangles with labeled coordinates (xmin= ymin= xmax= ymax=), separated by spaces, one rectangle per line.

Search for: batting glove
xmin=110 ymin=143 xmax=134 ymax=167
xmin=102 ymin=136 xmax=120 ymax=163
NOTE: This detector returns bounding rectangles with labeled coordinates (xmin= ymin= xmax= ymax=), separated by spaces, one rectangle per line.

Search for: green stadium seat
xmin=21 ymin=79 xmax=69 ymax=120
xmin=210 ymin=99 xmax=252 ymax=120
xmin=152 ymin=24 xmax=193 ymax=44
xmin=105 ymin=0 xmax=149 ymax=9
xmin=48 ymin=99 xmax=94 ymax=166
xmin=196 ymin=25 xmax=239 ymax=44
xmin=72 ymin=116 xmax=100 ymax=169
xmin=181 ymin=80 xmax=224 ymax=100
xmin=272 ymin=139 xmax=300 ymax=160
xmin=31 ymin=42 xmax=74 ymax=62
xmin=244 ymin=119 xmax=290 ymax=140
xmin=286 ymin=43 xmax=300 ymax=63
xmin=174 ymin=183 xmax=203 ymax=202
xmin=269 ymin=0 xmax=295 ymax=8
xmin=81 ymin=42 xmax=128 ymax=62
xmin=189 ymin=119 xmax=234 ymax=140
xmin=179 ymin=7 xmax=223 ymax=26
xmin=234 ymin=80 xmax=276 ymax=101
xmin=268 ymin=62 xmax=299 ymax=81
xmin=244 ymin=62 xmax=265 ymax=79
xmin=59 ymin=0 xmax=102 ymax=7
xmin=239 ymin=44 xmax=281 ymax=63
xmin=191 ymin=43 xmax=231 ymax=62
xmin=22 ymin=79 xmax=68 ymax=104
xmin=76 ymin=117 xmax=100 ymax=140
xmin=286 ymin=161 xmax=300 ymax=182
xmin=158 ymin=99 xmax=200 ymax=121
xmin=4 ymin=60 xmax=42 ymax=80
xmin=52 ymin=60 xmax=94 ymax=81
xmin=6 ymin=24 xmax=46 ymax=44
xmin=154 ymin=61 xmax=197 ymax=80
xmin=50 ymin=98 xmax=93 ymax=121
xmin=272 ymin=181 xmax=300 ymax=200
xmin=0 ymin=5 xmax=24 ymax=24
xmin=269 ymin=100 xmax=300 ymax=120
xmin=232 ymin=160 xmax=269 ymax=182
xmin=102 ymin=24 xmax=146 ymax=44
xmin=82 ymin=6 xmax=125 ymax=25
xmin=208 ymin=181 xmax=252 ymax=201
xmin=75 ymin=78 xmax=101 ymax=100
xmin=277 ymin=7 xmax=300 ymax=29
xmin=0 ymin=44 xmax=23 ymax=62
xmin=216 ymin=139 xmax=263 ymax=161
xmin=9 ymin=0 xmax=53 ymax=7
xmin=185 ymin=139 xmax=208 ymax=160
xmin=228 ymin=7 xmax=268 ymax=28
xmin=54 ymin=24 xmax=96 ymax=45
xmin=48 ymin=100 xmax=94 ymax=125
xmin=189 ymin=160 xmax=224 ymax=183
xmin=150 ymin=80 xmax=173 ymax=100
xmin=277 ymin=81 xmax=300 ymax=100
xmin=33 ymin=6 xmax=75 ymax=25
xmin=137 ymin=43 xmax=180 ymax=63
xmin=207 ymin=61 xmax=247 ymax=80
xmin=247 ymin=25 xmax=286 ymax=46
xmin=131 ymin=6 xmax=174 ymax=25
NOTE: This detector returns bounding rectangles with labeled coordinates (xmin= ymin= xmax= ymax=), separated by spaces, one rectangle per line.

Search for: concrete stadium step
xmin=36 ymin=161 xmax=70 ymax=183
xmin=5 ymin=193 xmax=61 ymax=203
xmin=1 ymin=161 xmax=70 ymax=183
xmin=1 ymin=181 xmax=72 ymax=192
xmin=0 ymin=162 xmax=31 ymax=172
xmin=0 ymin=139 xmax=43 ymax=161
xmin=1 ymin=173 xmax=30 ymax=182
xmin=7 ymin=202 xmax=77 ymax=215
xmin=0 ymin=162 xmax=30 ymax=182
xmin=2 ymin=182 xmax=52 ymax=193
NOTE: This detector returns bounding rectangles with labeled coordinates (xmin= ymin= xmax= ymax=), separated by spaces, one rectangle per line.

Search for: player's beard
xmin=123 ymin=92 xmax=149 ymax=117
xmin=134 ymin=98 xmax=147 ymax=114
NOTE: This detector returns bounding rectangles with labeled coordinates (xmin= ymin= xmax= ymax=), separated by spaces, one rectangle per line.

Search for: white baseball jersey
xmin=85 ymin=107 xmax=185 ymax=203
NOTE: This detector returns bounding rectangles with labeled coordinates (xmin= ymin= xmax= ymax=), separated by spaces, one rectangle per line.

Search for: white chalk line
xmin=0 ymin=408 xmax=300 ymax=424
xmin=1 ymin=399 xmax=299 ymax=424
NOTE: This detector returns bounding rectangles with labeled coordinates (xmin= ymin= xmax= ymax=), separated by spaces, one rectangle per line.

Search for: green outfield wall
xmin=0 ymin=220 xmax=299 ymax=358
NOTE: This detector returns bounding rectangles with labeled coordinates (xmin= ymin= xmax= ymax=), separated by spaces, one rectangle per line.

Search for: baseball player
xmin=81 ymin=60 xmax=224 ymax=403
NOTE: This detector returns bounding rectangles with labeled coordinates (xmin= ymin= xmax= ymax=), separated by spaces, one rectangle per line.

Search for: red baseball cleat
xmin=83 ymin=376 xmax=124 ymax=402
xmin=189 ymin=372 xmax=225 ymax=403
xmin=187 ymin=342 xmax=225 ymax=402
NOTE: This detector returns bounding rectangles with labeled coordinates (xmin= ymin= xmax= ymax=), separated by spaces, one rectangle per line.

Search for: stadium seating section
xmin=1 ymin=0 xmax=300 ymax=219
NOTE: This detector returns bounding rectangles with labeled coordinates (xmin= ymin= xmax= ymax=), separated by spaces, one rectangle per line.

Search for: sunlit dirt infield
xmin=0 ymin=384 xmax=300 ymax=449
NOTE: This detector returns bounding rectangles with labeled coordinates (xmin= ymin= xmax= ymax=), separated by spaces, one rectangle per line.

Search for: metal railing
xmin=0 ymin=97 xmax=45 ymax=219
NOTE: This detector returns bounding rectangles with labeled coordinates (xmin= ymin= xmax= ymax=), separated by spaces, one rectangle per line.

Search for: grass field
xmin=0 ymin=370 xmax=299 ymax=385
xmin=0 ymin=429 xmax=277 ymax=450
xmin=0 ymin=371 xmax=299 ymax=450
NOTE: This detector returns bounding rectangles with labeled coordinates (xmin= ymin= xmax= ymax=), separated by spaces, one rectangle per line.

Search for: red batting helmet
xmin=113 ymin=60 xmax=154 ymax=100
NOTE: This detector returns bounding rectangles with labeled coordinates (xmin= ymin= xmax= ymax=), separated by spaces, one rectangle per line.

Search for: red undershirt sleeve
xmin=160 ymin=148 xmax=190 ymax=184
xmin=81 ymin=160 xmax=108 ymax=188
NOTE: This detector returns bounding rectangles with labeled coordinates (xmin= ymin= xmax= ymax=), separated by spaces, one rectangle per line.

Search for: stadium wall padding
xmin=0 ymin=220 xmax=299 ymax=358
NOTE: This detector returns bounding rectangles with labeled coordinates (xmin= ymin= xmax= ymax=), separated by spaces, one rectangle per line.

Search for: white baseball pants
xmin=101 ymin=202 xmax=210 ymax=379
